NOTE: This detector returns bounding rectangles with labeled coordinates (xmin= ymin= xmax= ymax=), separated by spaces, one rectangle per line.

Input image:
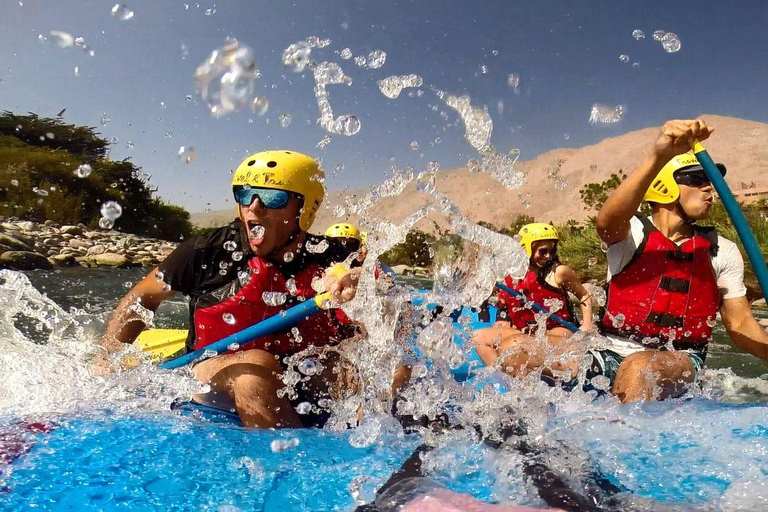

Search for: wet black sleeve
xmin=156 ymin=235 xmax=200 ymax=296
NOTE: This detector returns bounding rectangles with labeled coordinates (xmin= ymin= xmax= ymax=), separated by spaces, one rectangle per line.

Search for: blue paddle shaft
xmin=694 ymin=144 xmax=768 ymax=301
xmin=160 ymin=297 xmax=324 ymax=370
xmin=495 ymin=282 xmax=580 ymax=332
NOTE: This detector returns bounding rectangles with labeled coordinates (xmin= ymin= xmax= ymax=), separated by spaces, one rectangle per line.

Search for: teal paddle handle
xmin=693 ymin=141 xmax=768 ymax=300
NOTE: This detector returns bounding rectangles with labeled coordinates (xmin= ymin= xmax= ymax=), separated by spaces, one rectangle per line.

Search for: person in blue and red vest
xmin=99 ymin=151 xmax=361 ymax=428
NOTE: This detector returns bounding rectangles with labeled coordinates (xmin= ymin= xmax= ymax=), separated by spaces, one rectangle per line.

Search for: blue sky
xmin=1 ymin=0 xmax=767 ymax=213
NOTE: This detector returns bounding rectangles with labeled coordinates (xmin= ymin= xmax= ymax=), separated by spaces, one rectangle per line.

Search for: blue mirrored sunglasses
xmin=233 ymin=186 xmax=290 ymax=209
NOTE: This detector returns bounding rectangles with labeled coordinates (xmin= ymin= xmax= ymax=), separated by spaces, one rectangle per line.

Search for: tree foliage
xmin=0 ymin=112 xmax=192 ymax=241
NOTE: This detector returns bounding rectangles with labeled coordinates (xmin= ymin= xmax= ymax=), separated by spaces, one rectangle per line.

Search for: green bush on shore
xmin=0 ymin=111 xmax=193 ymax=241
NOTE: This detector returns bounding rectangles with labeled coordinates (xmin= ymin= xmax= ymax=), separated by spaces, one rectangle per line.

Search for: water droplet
xmin=285 ymin=278 xmax=297 ymax=295
xmin=367 ymin=50 xmax=387 ymax=69
xmin=631 ymin=62 xmax=640 ymax=69
xmin=10 ymin=179 xmax=18 ymax=187
xmin=661 ymin=32 xmax=681 ymax=53
xmin=480 ymin=64 xmax=488 ymax=74
xmin=611 ymin=313 xmax=626 ymax=329
xmin=652 ymin=30 xmax=666 ymax=42
xmin=100 ymin=113 xmax=111 ymax=126
xmin=222 ymin=312 xmax=236 ymax=325
xmin=563 ymin=133 xmax=570 ymax=140
xmin=249 ymin=224 xmax=265 ymax=240
xmin=49 ymin=31 xmax=74 ymax=48
xmin=262 ymin=291 xmax=287 ymax=306
xmin=353 ymin=55 xmax=366 ymax=67
xmin=590 ymin=164 xmax=598 ymax=172
xmin=204 ymin=8 xmax=215 ymax=15
xmin=111 ymin=3 xmax=134 ymax=20
xmin=164 ymin=131 xmax=173 ymax=138
xmin=74 ymin=66 xmax=80 ymax=76
xmin=223 ymin=240 xmax=237 ymax=251
xmin=295 ymin=402 xmax=312 ymax=414
xmin=194 ymin=39 xmax=259 ymax=118
xmin=227 ymin=343 xmax=240 ymax=352
xmin=251 ymin=96 xmax=268 ymax=116
xmin=279 ymin=114 xmax=292 ymax=128
xmin=340 ymin=48 xmax=352 ymax=59
xmin=231 ymin=251 xmax=243 ymax=261
xmin=467 ymin=158 xmax=480 ymax=172
xmin=427 ymin=161 xmax=439 ymax=173
xmin=125 ymin=140 xmax=135 ymax=149
xmin=100 ymin=200 xmax=123 ymax=221
xmin=283 ymin=251 xmax=294 ymax=263
xmin=237 ymin=270 xmax=249 ymax=285
xmin=270 ymin=438 xmax=299 ymax=453
xmin=377 ymin=74 xmax=423 ymax=99
xmin=507 ymin=73 xmax=521 ymax=93
xmin=619 ymin=54 xmax=630 ymax=63
xmin=589 ymin=104 xmax=626 ymax=125
xmin=333 ymin=115 xmax=360 ymax=136
xmin=45 ymin=132 xmax=55 ymax=139
xmin=74 ymin=164 xmax=92 ymax=178
xmin=33 ymin=187 xmax=49 ymax=197
xmin=588 ymin=257 xmax=598 ymax=266
xmin=180 ymin=43 xmax=189 ymax=59
xmin=178 ymin=146 xmax=197 ymax=163
xmin=335 ymin=163 xmax=344 ymax=174
xmin=410 ymin=141 xmax=419 ymax=150
xmin=219 ymin=260 xmax=229 ymax=270
xmin=297 ymin=358 xmax=318 ymax=376
xmin=98 ymin=217 xmax=114 ymax=229
xmin=281 ymin=41 xmax=311 ymax=72
xmin=306 ymin=239 xmax=329 ymax=254
xmin=632 ymin=29 xmax=645 ymax=40
xmin=317 ymin=134 xmax=331 ymax=149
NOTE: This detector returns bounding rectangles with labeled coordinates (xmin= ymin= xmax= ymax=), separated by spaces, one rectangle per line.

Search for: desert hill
xmin=191 ymin=115 xmax=768 ymax=232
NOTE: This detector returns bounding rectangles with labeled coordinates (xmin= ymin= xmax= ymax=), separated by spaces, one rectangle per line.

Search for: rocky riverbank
xmin=0 ymin=218 xmax=177 ymax=270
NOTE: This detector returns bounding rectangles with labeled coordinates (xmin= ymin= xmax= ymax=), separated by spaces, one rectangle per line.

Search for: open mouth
xmin=246 ymin=221 xmax=266 ymax=245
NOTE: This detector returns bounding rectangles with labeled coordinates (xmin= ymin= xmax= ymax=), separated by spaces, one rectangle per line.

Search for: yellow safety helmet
xmin=644 ymin=153 xmax=727 ymax=204
xmin=518 ymin=223 xmax=559 ymax=258
xmin=324 ymin=223 xmax=362 ymax=241
xmin=231 ymin=150 xmax=325 ymax=231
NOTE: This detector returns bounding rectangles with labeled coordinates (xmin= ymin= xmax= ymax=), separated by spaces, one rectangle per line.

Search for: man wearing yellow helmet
xmin=473 ymin=223 xmax=593 ymax=380
xmin=99 ymin=150 xmax=361 ymax=428
xmin=593 ymin=119 xmax=768 ymax=402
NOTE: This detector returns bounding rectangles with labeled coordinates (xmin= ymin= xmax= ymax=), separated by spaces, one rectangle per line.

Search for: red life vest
xmin=603 ymin=217 xmax=720 ymax=349
xmin=193 ymin=257 xmax=348 ymax=354
xmin=498 ymin=268 xmax=574 ymax=333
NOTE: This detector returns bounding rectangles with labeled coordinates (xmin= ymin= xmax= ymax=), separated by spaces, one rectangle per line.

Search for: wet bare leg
xmin=193 ymin=349 xmax=301 ymax=428
xmin=612 ymin=350 xmax=695 ymax=403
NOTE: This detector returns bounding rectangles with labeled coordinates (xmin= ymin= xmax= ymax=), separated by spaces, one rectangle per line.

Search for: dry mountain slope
xmin=192 ymin=115 xmax=768 ymax=232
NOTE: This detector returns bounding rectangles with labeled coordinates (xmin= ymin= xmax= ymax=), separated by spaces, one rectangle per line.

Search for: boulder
xmin=92 ymin=252 xmax=131 ymax=268
xmin=49 ymin=253 xmax=78 ymax=267
xmin=0 ymin=251 xmax=54 ymax=270
xmin=0 ymin=234 xmax=32 ymax=252
xmin=68 ymin=239 xmax=91 ymax=249
xmin=60 ymin=225 xmax=84 ymax=236
xmin=86 ymin=245 xmax=107 ymax=256
xmin=16 ymin=221 xmax=37 ymax=231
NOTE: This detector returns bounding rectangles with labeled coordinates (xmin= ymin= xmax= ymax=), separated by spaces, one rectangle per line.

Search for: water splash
xmin=378 ymin=75 xmax=423 ymax=99
xmin=194 ymin=38 xmax=259 ymax=118
xmin=311 ymin=62 xmax=361 ymax=136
